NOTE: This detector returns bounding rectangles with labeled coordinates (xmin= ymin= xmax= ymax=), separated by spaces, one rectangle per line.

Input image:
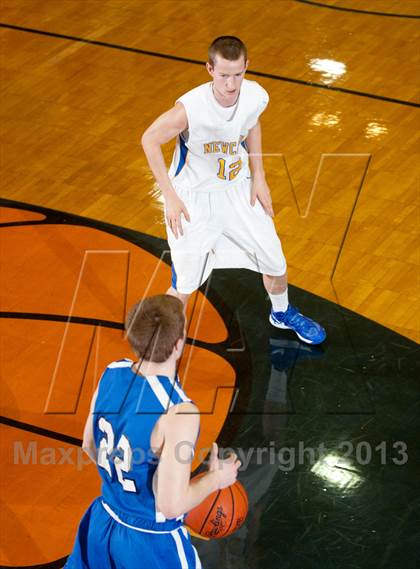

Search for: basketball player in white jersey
xmin=142 ymin=36 xmax=326 ymax=344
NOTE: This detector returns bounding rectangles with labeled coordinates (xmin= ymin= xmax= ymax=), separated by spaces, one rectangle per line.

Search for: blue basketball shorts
xmin=64 ymin=498 xmax=201 ymax=569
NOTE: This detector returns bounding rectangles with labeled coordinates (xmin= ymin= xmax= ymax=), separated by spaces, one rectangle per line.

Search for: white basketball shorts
xmin=166 ymin=177 xmax=287 ymax=294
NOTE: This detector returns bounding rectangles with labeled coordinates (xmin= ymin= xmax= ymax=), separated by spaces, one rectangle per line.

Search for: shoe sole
xmin=269 ymin=314 xmax=325 ymax=345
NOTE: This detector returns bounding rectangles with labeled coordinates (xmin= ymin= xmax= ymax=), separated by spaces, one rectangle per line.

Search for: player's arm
xmin=156 ymin=402 xmax=240 ymax=519
xmin=81 ymin=385 xmax=100 ymax=463
xmin=246 ymin=120 xmax=274 ymax=217
xmin=141 ymin=103 xmax=190 ymax=238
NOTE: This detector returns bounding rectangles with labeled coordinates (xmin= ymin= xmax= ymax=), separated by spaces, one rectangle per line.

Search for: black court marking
xmin=0 ymin=220 xmax=49 ymax=228
xmin=0 ymin=415 xmax=82 ymax=446
xmin=1 ymin=22 xmax=419 ymax=108
xmin=0 ymin=311 xmax=124 ymax=330
xmin=296 ymin=0 xmax=420 ymax=19
xmin=0 ymin=557 xmax=68 ymax=569
xmin=0 ymin=311 xmax=232 ymax=358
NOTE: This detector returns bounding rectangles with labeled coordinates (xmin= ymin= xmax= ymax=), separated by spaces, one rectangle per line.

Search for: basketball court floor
xmin=1 ymin=1 xmax=419 ymax=568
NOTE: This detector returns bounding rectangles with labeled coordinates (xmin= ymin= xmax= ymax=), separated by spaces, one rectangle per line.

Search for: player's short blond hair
xmin=208 ymin=36 xmax=247 ymax=68
xmin=125 ymin=295 xmax=185 ymax=363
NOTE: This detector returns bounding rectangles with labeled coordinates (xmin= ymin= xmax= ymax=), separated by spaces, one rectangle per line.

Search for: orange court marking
xmin=0 ymin=206 xmax=46 ymax=223
xmin=1 ymin=216 xmax=237 ymax=566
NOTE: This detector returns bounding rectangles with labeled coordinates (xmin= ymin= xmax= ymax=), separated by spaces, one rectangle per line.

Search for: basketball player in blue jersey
xmin=65 ymin=295 xmax=240 ymax=569
xmin=141 ymin=36 xmax=326 ymax=345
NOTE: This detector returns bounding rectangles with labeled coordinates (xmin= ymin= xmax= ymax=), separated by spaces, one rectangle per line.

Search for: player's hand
xmin=208 ymin=442 xmax=240 ymax=489
xmin=251 ymin=176 xmax=274 ymax=217
xmin=164 ymin=190 xmax=191 ymax=239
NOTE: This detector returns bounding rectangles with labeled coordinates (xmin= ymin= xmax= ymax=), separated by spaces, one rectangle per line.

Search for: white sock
xmin=269 ymin=290 xmax=289 ymax=313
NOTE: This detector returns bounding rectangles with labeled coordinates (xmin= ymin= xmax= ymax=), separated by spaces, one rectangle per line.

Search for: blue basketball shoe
xmin=269 ymin=305 xmax=326 ymax=344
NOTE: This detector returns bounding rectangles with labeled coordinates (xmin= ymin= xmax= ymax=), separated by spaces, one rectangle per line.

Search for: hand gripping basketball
xmin=185 ymin=444 xmax=248 ymax=540
xmin=208 ymin=442 xmax=241 ymax=489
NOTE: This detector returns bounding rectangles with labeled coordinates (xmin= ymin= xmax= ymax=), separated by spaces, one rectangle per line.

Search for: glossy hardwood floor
xmin=1 ymin=0 xmax=419 ymax=341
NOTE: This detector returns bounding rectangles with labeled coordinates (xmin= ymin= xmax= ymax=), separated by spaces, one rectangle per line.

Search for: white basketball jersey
xmin=168 ymin=79 xmax=269 ymax=191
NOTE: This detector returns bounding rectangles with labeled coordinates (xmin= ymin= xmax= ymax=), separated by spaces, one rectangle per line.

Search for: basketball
xmin=185 ymin=474 xmax=249 ymax=539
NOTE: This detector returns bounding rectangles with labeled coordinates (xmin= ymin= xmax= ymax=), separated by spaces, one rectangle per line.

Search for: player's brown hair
xmin=208 ymin=36 xmax=248 ymax=67
xmin=125 ymin=295 xmax=185 ymax=363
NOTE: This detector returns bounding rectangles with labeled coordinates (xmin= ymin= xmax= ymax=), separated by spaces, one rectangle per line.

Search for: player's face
xmin=207 ymin=55 xmax=248 ymax=106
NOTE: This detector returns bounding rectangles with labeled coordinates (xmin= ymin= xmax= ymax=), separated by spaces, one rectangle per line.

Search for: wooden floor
xmin=1 ymin=0 xmax=419 ymax=342
xmin=1 ymin=2 xmax=419 ymax=567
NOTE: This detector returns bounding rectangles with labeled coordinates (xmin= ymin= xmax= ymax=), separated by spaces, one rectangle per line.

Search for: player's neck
xmin=211 ymin=83 xmax=240 ymax=108
xmin=132 ymin=358 xmax=177 ymax=379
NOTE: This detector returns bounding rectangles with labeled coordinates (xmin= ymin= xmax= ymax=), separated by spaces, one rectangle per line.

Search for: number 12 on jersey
xmin=217 ymin=157 xmax=242 ymax=181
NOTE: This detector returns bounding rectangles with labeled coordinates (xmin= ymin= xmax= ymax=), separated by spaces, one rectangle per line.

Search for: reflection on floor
xmin=202 ymin=268 xmax=419 ymax=569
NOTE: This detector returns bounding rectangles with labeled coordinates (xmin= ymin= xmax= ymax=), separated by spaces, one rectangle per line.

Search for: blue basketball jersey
xmin=65 ymin=358 xmax=202 ymax=568
xmin=93 ymin=358 xmax=191 ymax=531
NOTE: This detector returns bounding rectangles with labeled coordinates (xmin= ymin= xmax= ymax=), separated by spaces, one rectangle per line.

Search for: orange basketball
xmin=185 ymin=475 xmax=248 ymax=539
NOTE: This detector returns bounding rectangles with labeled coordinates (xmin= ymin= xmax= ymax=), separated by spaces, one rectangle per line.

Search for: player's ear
xmin=244 ymin=59 xmax=249 ymax=72
xmin=174 ymin=336 xmax=184 ymax=356
xmin=206 ymin=62 xmax=214 ymax=76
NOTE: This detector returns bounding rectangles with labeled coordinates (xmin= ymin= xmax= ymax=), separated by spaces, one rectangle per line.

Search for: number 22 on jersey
xmin=97 ymin=417 xmax=137 ymax=493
